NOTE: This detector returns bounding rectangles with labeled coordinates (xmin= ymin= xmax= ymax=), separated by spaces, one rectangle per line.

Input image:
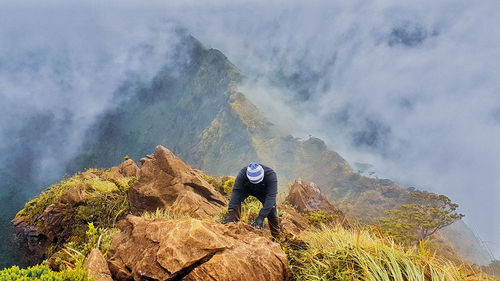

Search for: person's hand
xmin=221 ymin=217 xmax=237 ymax=224
xmin=251 ymin=217 xmax=265 ymax=229
xmin=221 ymin=209 xmax=238 ymax=224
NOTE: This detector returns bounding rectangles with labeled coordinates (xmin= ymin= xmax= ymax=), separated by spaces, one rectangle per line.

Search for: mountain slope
xmin=70 ymin=36 xmax=402 ymax=215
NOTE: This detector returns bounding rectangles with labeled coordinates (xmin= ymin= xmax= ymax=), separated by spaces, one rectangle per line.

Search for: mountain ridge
xmin=67 ymin=35 xmax=490 ymax=265
xmin=9 ymin=145 xmax=498 ymax=280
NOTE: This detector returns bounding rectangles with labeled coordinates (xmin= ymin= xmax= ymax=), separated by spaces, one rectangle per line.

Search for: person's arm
xmin=228 ymin=169 xmax=246 ymax=210
xmin=257 ymin=170 xmax=278 ymax=219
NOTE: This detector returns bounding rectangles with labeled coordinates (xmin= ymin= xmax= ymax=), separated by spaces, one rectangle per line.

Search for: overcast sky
xmin=1 ymin=0 xmax=499 ymax=259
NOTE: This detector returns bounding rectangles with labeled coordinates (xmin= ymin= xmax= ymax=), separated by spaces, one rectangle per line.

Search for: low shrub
xmin=223 ymin=178 xmax=235 ymax=195
xmin=203 ymin=175 xmax=226 ymax=195
xmin=15 ymin=168 xmax=136 ymax=267
xmin=306 ymin=210 xmax=339 ymax=227
xmin=73 ymin=187 xmax=130 ymax=234
xmin=0 ymin=264 xmax=89 ymax=281
xmin=16 ymin=169 xmax=137 ymax=227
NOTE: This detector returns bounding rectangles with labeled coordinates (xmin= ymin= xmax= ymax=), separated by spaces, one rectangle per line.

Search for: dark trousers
xmin=228 ymin=191 xmax=281 ymax=237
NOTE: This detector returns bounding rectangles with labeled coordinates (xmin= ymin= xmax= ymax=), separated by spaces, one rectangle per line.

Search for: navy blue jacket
xmin=229 ymin=164 xmax=278 ymax=219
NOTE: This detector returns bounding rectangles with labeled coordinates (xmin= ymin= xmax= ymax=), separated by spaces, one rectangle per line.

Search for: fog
xmin=0 ymin=0 xmax=498 ymax=263
xmin=0 ymin=2 xmax=183 ymax=267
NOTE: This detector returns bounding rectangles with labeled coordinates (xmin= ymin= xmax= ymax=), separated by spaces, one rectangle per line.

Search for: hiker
xmin=221 ymin=162 xmax=281 ymax=237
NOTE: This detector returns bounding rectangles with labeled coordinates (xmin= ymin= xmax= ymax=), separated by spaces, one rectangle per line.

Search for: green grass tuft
xmin=54 ymin=223 xmax=119 ymax=271
xmin=241 ymin=196 xmax=262 ymax=223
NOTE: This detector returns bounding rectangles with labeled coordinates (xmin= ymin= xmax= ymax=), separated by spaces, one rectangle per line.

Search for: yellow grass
xmin=284 ymin=225 xmax=497 ymax=281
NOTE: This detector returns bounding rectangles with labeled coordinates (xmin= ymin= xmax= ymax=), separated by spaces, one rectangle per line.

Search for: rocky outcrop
xmin=105 ymin=159 xmax=140 ymax=182
xmin=11 ymin=159 xmax=139 ymax=265
xmin=108 ymin=215 xmax=289 ymax=281
xmin=84 ymin=249 xmax=113 ymax=281
xmin=11 ymin=202 xmax=76 ymax=264
xmin=128 ymin=145 xmax=227 ymax=217
xmin=286 ymin=179 xmax=343 ymax=214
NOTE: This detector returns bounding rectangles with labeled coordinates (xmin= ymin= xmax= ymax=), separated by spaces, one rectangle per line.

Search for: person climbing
xmin=221 ymin=162 xmax=281 ymax=237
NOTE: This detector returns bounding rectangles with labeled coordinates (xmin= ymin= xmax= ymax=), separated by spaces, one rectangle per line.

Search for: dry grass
xmin=141 ymin=208 xmax=192 ymax=220
xmin=283 ymin=224 xmax=497 ymax=281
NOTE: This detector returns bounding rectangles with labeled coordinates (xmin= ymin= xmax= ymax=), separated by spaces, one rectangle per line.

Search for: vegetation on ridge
xmin=54 ymin=223 xmax=119 ymax=271
xmin=14 ymin=168 xmax=137 ymax=272
xmin=280 ymin=225 xmax=495 ymax=281
xmin=8 ymin=166 xmax=497 ymax=280
xmin=380 ymin=189 xmax=464 ymax=245
xmin=16 ymin=168 xmax=137 ymax=226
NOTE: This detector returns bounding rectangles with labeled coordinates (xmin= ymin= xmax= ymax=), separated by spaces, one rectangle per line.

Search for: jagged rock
xmin=108 ymin=215 xmax=289 ymax=281
xmin=277 ymin=204 xmax=310 ymax=235
xmin=84 ymin=249 xmax=113 ymax=281
xmin=285 ymin=179 xmax=342 ymax=214
xmin=139 ymin=154 xmax=153 ymax=165
xmin=128 ymin=146 xmax=227 ymax=217
xmin=106 ymin=159 xmax=140 ymax=182
xmin=59 ymin=184 xmax=86 ymax=205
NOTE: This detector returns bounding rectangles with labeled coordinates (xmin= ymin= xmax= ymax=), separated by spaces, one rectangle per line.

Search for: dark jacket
xmin=229 ymin=164 xmax=278 ymax=219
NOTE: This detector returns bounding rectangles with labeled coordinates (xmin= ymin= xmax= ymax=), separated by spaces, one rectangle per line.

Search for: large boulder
xmin=285 ymin=179 xmax=343 ymax=214
xmin=108 ymin=215 xmax=289 ymax=281
xmin=128 ymin=145 xmax=227 ymax=217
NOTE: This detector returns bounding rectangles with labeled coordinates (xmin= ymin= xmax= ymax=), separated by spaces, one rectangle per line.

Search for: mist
xmin=0 ymin=0 xmax=499 ymax=264
xmin=0 ymin=2 xmax=185 ymax=267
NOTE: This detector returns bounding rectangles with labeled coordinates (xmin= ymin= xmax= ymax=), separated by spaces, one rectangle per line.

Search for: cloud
xmin=0 ymin=2 xmax=185 ymax=187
